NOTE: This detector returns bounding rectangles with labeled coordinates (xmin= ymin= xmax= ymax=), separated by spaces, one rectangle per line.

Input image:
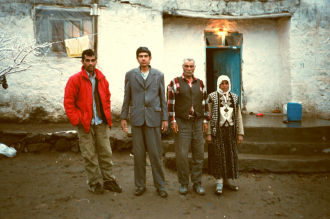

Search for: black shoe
xmin=193 ymin=183 xmax=205 ymax=195
xmin=224 ymin=183 xmax=239 ymax=191
xmin=89 ymin=182 xmax=104 ymax=194
xmin=134 ymin=187 xmax=146 ymax=196
xmin=224 ymin=180 xmax=239 ymax=191
xmin=103 ymin=180 xmax=123 ymax=193
xmin=157 ymin=189 xmax=168 ymax=198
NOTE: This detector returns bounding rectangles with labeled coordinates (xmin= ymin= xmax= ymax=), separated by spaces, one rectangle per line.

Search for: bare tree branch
xmin=0 ymin=34 xmax=52 ymax=83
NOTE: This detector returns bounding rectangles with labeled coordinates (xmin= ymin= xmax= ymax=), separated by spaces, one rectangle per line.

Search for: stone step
xmin=244 ymin=126 xmax=330 ymax=142
xmin=162 ymin=140 xmax=330 ymax=155
xmin=237 ymin=142 xmax=330 ymax=155
xmin=163 ymin=126 xmax=330 ymax=143
xmin=163 ymin=152 xmax=330 ymax=173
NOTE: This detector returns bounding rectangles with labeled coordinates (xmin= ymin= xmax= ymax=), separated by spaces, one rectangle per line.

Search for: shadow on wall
xmin=28 ymin=106 xmax=50 ymax=122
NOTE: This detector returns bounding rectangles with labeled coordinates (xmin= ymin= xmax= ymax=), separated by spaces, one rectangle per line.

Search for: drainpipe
xmin=90 ymin=1 xmax=99 ymax=56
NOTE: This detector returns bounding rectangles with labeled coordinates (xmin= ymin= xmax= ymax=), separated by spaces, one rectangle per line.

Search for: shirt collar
xmin=181 ymin=74 xmax=197 ymax=82
xmin=86 ymin=70 xmax=95 ymax=79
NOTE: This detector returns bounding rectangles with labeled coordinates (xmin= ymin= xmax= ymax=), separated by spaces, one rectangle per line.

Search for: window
xmin=35 ymin=7 xmax=95 ymax=55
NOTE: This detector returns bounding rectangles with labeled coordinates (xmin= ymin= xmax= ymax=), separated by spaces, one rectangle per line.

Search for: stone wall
xmin=163 ymin=17 xmax=207 ymax=83
xmin=288 ymin=0 xmax=330 ymax=118
xmin=163 ymin=17 xmax=291 ymax=113
xmin=0 ymin=14 xmax=82 ymax=122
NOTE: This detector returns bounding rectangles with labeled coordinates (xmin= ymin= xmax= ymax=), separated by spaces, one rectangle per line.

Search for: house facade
xmin=0 ymin=0 xmax=329 ymax=122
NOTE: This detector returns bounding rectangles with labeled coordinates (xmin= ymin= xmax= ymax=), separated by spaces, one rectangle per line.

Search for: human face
xmin=137 ymin=52 xmax=151 ymax=68
xmin=220 ymin=80 xmax=229 ymax=92
xmin=82 ymin=55 xmax=97 ymax=73
xmin=182 ymin=60 xmax=195 ymax=78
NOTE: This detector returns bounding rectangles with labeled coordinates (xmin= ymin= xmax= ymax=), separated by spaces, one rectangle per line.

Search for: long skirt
xmin=208 ymin=126 xmax=239 ymax=179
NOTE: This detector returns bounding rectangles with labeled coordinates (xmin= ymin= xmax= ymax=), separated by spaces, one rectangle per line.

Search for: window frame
xmin=33 ymin=5 xmax=95 ymax=56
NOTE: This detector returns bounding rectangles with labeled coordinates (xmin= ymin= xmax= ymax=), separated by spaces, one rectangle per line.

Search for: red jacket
xmin=64 ymin=66 xmax=112 ymax=133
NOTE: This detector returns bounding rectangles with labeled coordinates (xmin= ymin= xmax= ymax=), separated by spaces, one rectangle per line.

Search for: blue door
xmin=211 ymin=48 xmax=241 ymax=102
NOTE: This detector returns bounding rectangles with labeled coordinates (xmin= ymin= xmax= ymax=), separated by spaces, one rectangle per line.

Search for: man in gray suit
xmin=121 ymin=47 xmax=168 ymax=198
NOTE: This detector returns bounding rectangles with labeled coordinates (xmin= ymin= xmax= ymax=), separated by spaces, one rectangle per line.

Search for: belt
xmin=187 ymin=115 xmax=196 ymax=120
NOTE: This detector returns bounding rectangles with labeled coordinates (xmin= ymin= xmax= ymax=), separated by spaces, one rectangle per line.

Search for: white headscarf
xmin=217 ymin=75 xmax=231 ymax=96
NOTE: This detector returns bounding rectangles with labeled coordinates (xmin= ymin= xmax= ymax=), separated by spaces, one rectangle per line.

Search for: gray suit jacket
xmin=120 ymin=67 xmax=168 ymax=127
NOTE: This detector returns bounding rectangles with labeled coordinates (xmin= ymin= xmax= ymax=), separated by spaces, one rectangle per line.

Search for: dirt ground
xmin=0 ymin=151 xmax=329 ymax=219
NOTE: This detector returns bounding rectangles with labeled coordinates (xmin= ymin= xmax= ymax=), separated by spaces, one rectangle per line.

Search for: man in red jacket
xmin=64 ymin=49 xmax=122 ymax=194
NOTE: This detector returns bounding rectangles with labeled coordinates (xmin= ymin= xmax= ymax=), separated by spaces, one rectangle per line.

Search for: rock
xmin=267 ymin=191 xmax=274 ymax=196
xmin=275 ymin=211 xmax=283 ymax=216
xmin=110 ymin=137 xmax=132 ymax=151
xmin=109 ymin=127 xmax=132 ymax=151
xmin=23 ymin=133 xmax=49 ymax=144
xmin=54 ymin=139 xmax=72 ymax=152
xmin=70 ymin=141 xmax=80 ymax=153
xmin=11 ymin=142 xmax=25 ymax=153
xmin=52 ymin=131 xmax=78 ymax=140
xmin=27 ymin=143 xmax=52 ymax=152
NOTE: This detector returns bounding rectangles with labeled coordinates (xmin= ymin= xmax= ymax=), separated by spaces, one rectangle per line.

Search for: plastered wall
xmin=0 ymin=0 xmax=329 ymax=122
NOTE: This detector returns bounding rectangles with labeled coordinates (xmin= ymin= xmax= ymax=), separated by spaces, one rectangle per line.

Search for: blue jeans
xmin=175 ymin=117 xmax=204 ymax=185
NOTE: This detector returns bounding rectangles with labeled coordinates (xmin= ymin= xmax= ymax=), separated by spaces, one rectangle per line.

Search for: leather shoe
xmin=103 ymin=180 xmax=122 ymax=193
xmin=179 ymin=184 xmax=188 ymax=195
xmin=225 ymin=183 xmax=239 ymax=191
xmin=215 ymin=183 xmax=223 ymax=195
xmin=193 ymin=183 xmax=205 ymax=196
xmin=224 ymin=180 xmax=239 ymax=191
xmin=157 ymin=189 xmax=168 ymax=198
xmin=88 ymin=182 xmax=104 ymax=194
xmin=134 ymin=187 xmax=146 ymax=196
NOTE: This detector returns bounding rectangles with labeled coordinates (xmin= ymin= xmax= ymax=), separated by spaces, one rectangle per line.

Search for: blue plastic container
xmin=287 ymin=102 xmax=302 ymax=121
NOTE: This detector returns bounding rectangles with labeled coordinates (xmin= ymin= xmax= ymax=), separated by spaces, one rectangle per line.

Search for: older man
xmin=167 ymin=58 xmax=209 ymax=195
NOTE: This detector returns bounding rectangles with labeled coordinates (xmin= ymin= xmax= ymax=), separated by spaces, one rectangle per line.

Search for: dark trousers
xmin=175 ymin=117 xmax=204 ymax=185
xmin=132 ymin=125 xmax=165 ymax=190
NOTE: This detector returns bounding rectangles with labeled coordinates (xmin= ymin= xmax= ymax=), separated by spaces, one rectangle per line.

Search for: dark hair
xmin=82 ymin=49 xmax=96 ymax=61
xmin=136 ymin=47 xmax=151 ymax=58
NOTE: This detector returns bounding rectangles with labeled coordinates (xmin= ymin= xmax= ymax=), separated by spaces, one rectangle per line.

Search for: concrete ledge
xmin=162 ymin=140 xmax=330 ymax=156
xmin=0 ymin=126 xmax=132 ymax=153
xmin=238 ymin=142 xmax=330 ymax=155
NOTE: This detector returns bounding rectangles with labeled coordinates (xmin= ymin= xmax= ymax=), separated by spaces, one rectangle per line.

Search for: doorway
xmin=205 ymin=31 xmax=243 ymax=103
xmin=206 ymin=48 xmax=241 ymax=101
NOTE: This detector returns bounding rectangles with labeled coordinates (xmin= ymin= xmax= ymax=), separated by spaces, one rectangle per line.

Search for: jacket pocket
xmin=154 ymin=106 xmax=161 ymax=112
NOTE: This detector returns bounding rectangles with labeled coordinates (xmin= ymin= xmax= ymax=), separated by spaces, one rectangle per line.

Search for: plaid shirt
xmin=167 ymin=74 xmax=209 ymax=123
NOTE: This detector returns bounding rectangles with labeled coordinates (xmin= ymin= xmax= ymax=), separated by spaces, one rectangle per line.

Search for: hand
xmin=206 ymin=134 xmax=212 ymax=143
xmin=202 ymin=123 xmax=208 ymax=134
xmin=161 ymin=120 xmax=168 ymax=133
xmin=237 ymin=135 xmax=243 ymax=144
xmin=171 ymin=122 xmax=179 ymax=134
xmin=121 ymin=120 xmax=128 ymax=133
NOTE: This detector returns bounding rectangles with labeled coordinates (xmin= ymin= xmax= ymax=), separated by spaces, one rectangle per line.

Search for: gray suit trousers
xmin=132 ymin=125 xmax=165 ymax=190
xmin=175 ymin=117 xmax=204 ymax=185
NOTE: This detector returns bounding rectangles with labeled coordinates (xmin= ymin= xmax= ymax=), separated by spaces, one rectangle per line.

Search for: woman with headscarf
xmin=206 ymin=75 xmax=244 ymax=195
